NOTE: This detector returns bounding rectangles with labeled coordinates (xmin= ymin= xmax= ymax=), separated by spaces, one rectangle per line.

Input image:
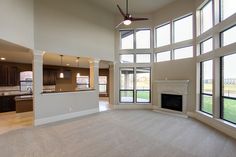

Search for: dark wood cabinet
xmin=0 ymin=96 xmax=16 ymax=113
xmin=0 ymin=65 xmax=19 ymax=86
xmin=43 ymin=68 xmax=57 ymax=85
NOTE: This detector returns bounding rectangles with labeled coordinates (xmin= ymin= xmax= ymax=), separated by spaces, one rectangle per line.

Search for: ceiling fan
xmin=116 ymin=0 xmax=149 ymax=28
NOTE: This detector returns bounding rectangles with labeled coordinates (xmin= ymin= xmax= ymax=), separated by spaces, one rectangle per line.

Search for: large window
xmin=173 ymin=46 xmax=193 ymax=60
xmin=136 ymin=54 xmax=151 ymax=63
xmin=200 ymin=38 xmax=213 ymax=54
xmin=136 ymin=68 xmax=151 ymax=103
xmin=120 ymin=30 xmax=134 ymax=49
xmin=174 ymin=15 xmax=193 ymax=43
xmin=136 ymin=29 xmax=151 ymax=49
xmin=200 ymin=60 xmax=213 ymax=115
xmin=221 ymin=0 xmax=236 ymax=21
xmin=20 ymin=71 xmax=33 ymax=92
xmin=200 ymin=1 xmax=213 ymax=33
xmin=156 ymin=23 xmax=171 ymax=47
xmin=221 ymin=26 xmax=236 ymax=47
xmin=156 ymin=51 xmax=171 ymax=62
xmin=99 ymin=76 xmax=108 ymax=94
xmin=77 ymin=76 xmax=90 ymax=89
xmin=120 ymin=68 xmax=134 ymax=103
xmin=120 ymin=54 xmax=134 ymax=63
xmin=221 ymin=54 xmax=236 ymax=124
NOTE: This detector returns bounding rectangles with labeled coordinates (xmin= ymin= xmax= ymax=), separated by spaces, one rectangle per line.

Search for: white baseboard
xmin=34 ymin=108 xmax=99 ymax=126
xmin=114 ymin=104 xmax=153 ymax=110
xmin=188 ymin=111 xmax=236 ymax=140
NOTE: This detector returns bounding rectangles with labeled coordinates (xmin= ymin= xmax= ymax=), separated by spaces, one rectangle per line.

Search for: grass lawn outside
xmin=202 ymin=95 xmax=236 ymax=124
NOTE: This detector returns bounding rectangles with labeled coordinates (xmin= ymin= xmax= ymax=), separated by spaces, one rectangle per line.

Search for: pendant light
xmin=76 ymin=57 xmax=80 ymax=77
xmin=59 ymin=55 xmax=64 ymax=78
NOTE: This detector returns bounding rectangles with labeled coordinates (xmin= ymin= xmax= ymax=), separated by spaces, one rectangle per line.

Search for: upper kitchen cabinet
xmin=0 ymin=64 xmax=19 ymax=86
xmin=43 ymin=68 xmax=57 ymax=85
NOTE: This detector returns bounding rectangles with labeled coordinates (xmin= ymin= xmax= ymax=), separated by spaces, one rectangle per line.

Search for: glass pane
xmin=137 ymin=91 xmax=150 ymax=103
xmin=174 ymin=46 xmax=193 ymax=60
xmin=120 ymin=54 xmax=134 ymax=63
xmin=99 ymin=85 xmax=107 ymax=93
xmin=174 ymin=15 xmax=193 ymax=43
xmin=120 ymin=30 xmax=134 ymax=49
xmin=222 ymin=54 xmax=236 ymax=98
xmin=136 ymin=68 xmax=150 ymax=90
xmin=120 ymin=68 xmax=134 ymax=90
xmin=120 ymin=91 xmax=134 ymax=103
xmin=136 ymin=29 xmax=151 ymax=49
xmin=156 ymin=24 xmax=170 ymax=47
xmin=202 ymin=60 xmax=213 ymax=94
xmin=201 ymin=1 xmax=213 ymax=33
xmin=221 ymin=0 xmax=236 ymax=20
xmin=20 ymin=71 xmax=33 ymax=81
xmin=136 ymin=54 xmax=151 ymax=63
xmin=200 ymin=38 xmax=213 ymax=54
xmin=201 ymin=95 xmax=213 ymax=114
xmin=156 ymin=51 xmax=171 ymax=62
xmin=222 ymin=26 xmax=236 ymax=47
xmin=223 ymin=98 xmax=236 ymax=123
xmin=77 ymin=76 xmax=89 ymax=84
xmin=99 ymin=76 xmax=107 ymax=84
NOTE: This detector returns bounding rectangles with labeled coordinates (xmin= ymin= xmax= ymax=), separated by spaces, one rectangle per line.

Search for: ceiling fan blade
xmin=115 ymin=21 xmax=124 ymax=28
xmin=130 ymin=17 xmax=149 ymax=21
xmin=117 ymin=5 xmax=126 ymax=18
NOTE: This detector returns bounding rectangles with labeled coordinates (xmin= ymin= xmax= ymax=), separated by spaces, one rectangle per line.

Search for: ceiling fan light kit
xmin=116 ymin=0 xmax=149 ymax=28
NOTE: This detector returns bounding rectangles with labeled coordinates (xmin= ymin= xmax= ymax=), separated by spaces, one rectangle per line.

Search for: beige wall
xmin=0 ymin=0 xmax=34 ymax=49
xmin=34 ymin=0 xmax=115 ymax=61
xmin=153 ymin=58 xmax=196 ymax=112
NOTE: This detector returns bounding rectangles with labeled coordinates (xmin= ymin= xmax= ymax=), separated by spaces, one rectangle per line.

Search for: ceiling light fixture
xmin=76 ymin=57 xmax=80 ymax=77
xmin=59 ymin=55 xmax=64 ymax=79
xmin=123 ymin=19 xmax=132 ymax=25
xmin=0 ymin=57 xmax=6 ymax=61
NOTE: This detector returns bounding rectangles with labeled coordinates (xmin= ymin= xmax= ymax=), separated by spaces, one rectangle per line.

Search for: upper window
xmin=136 ymin=54 xmax=151 ymax=63
xmin=200 ymin=38 xmax=213 ymax=54
xmin=120 ymin=30 xmax=134 ymax=49
xmin=99 ymin=76 xmax=108 ymax=94
xmin=77 ymin=76 xmax=90 ymax=89
xmin=221 ymin=25 xmax=236 ymax=47
xmin=174 ymin=15 xmax=193 ymax=43
xmin=156 ymin=51 xmax=171 ymax=62
xmin=221 ymin=0 xmax=236 ymax=21
xmin=120 ymin=54 xmax=134 ymax=63
xmin=173 ymin=46 xmax=193 ymax=60
xmin=136 ymin=29 xmax=151 ymax=49
xmin=156 ymin=23 xmax=171 ymax=47
xmin=200 ymin=1 xmax=213 ymax=33
xmin=20 ymin=71 xmax=33 ymax=92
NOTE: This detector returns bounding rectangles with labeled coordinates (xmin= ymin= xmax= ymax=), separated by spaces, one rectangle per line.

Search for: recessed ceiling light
xmin=66 ymin=64 xmax=70 ymax=66
xmin=0 ymin=57 xmax=6 ymax=61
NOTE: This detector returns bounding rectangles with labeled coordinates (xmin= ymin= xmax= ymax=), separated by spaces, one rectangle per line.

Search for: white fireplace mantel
xmin=154 ymin=80 xmax=190 ymax=114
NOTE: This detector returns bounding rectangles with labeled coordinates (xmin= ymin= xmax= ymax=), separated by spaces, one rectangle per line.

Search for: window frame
xmin=119 ymin=54 xmax=135 ymax=64
xmin=200 ymin=61 xmax=213 ymax=115
xmin=173 ymin=45 xmax=193 ymax=60
xmin=136 ymin=29 xmax=151 ymax=49
xmin=120 ymin=29 xmax=135 ymax=50
xmin=99 ymin=76 xmax=108 ymax=94
xmin=200 ymin=0 xmax=213 ymax=34
xmin=220 ymin=25 xmax=236 ymax=47
xmin=173 ymin=13 xmax=193 ymax=43
xmin=220 ymin=55 xmax=236 ymax=124
xmin=200 ymin=37 xmax=213 ymax=55
xmin=76 ymin=75 xmax=90 ymax=89
xmin=155 ymin=51 xmax=172 ymax=62
xmin=136 ymin=67 xmax=151 ymax=103
xmin=155 ymin=22 xmax=171 ymax=48
xmin=136 ymin=53 xmax=151 ymax=63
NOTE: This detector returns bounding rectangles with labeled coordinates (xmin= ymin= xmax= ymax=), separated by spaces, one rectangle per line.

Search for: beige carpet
xmin=0 ymin=110 xmax=236 ymax=157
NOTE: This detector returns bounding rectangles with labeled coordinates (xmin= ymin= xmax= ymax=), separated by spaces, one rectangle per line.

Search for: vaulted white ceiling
xmin=87 ymin=0 xmax=176 ymax=14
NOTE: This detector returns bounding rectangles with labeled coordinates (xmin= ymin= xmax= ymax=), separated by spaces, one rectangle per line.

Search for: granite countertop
xmin=42 ymin=88 xmax=95 ymax=94
xmin=15 ymin=95 xmax=33 ymax=101
xmin=0 ymin=91 xmax=32 ymax=97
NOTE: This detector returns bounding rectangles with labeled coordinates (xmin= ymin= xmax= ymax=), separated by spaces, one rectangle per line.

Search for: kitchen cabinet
xmin=43 ymin=68 xmax=57 ymax=85
xmin=0 ymin=65 xmax=19 ymax=86
xmin=0 ymin=96 xmax=16 ymax=113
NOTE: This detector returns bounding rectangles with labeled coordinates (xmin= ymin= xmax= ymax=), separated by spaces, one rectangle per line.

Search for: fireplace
xmin=161 ymin=94 xmax=182 ymax=112
xmin=154 ymin=80 xmax=189 ymax=114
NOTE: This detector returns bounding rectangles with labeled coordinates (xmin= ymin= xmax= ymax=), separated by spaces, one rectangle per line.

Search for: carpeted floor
xmin=0 ymin=110 xmax=236 ymax=157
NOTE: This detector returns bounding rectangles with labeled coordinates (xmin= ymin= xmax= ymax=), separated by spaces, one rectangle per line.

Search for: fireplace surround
xmin=154 ymin=80 xmax=189 ymax=114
